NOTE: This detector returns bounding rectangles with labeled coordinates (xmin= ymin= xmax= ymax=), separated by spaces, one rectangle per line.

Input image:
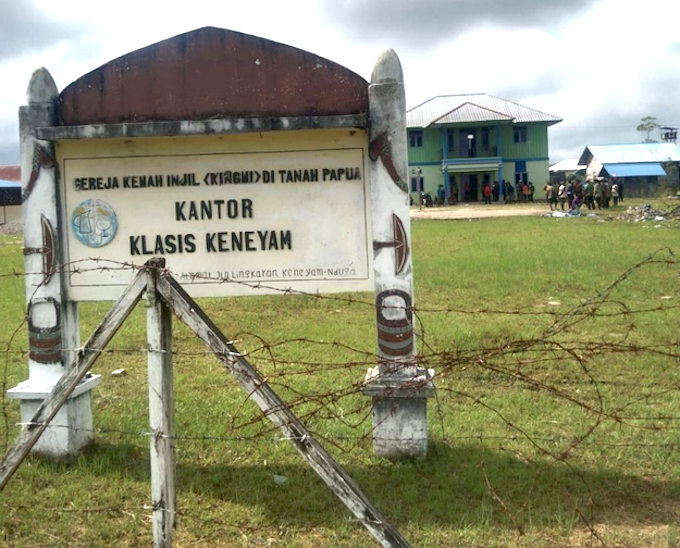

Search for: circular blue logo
xmin=71 ymin=199 xmax=117 ymax=248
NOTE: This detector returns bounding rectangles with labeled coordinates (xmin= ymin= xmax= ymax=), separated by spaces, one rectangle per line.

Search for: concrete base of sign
xmin=364 ymin=367 xmax=434 ymax=459
xmin=7 ymin=375 xmax=102 ymax=458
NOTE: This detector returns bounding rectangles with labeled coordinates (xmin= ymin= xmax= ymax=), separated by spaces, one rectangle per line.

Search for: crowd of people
xmin=417 ymin=178 xmax=626 ymax=210
xmin=500 ymin=180 xmax=535 ymax=203
xmin=542 ymin=179 xmax=624 ymax=211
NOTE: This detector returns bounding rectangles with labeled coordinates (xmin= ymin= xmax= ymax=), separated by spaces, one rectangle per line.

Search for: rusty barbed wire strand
xmin=0 ymin=248 xmax=678 ymax=546
xmin=2 ymin=250 xmax=676 ymax=313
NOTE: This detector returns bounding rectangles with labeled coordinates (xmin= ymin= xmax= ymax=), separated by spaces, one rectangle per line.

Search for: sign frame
xmin=14 ymin=27 xmax=434 ymax=461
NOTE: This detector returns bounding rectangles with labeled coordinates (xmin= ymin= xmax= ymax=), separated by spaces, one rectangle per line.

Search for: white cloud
xmin=1 ymin=0 xmax=679 ymax=164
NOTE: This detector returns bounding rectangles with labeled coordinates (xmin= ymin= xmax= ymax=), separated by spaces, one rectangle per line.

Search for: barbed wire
xmin=0 ymin=248 xmax=678 ymax=547
xmin=1 ymin=252 xmax=677 ymax=317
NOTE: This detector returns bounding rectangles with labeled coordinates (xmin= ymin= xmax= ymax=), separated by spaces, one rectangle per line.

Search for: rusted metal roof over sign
xmin=58 ymin=27 xmax=369 ymax=126
xmin=0 ymin=165 xmax=21 ymax=182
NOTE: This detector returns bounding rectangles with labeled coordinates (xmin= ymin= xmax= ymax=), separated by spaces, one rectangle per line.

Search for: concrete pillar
xmin=364 ymin=50 xmax=434 ymax=459
xmin=6 ymin=67 xmax=100 ymax=458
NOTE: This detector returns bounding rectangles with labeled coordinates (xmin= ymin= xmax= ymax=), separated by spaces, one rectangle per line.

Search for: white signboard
xmin=57 ymin=130 xmax=372 ymax=300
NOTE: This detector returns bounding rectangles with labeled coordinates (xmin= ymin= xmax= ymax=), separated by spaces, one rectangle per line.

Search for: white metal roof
xmin=406 ymin=94 xmax=562 ymax=128
xmin=433 ymin=103 xmax=513 ymax=125
xmin=549 ymin=159 xmax=585 ymax=172
xmin=578 ymin=143 xmax=680 ymax=165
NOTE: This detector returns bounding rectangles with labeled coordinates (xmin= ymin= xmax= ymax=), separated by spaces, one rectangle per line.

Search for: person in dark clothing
xmin=436 ymin=184 xmax=445 ymax=206
xmin=504 ymin=181 xmax=513 ymax=203
xmin=574 ymin=180 xmax=583 ymax=199
xmin=566 ymin=181 xmax=575 ymax=206
xmin=583 ymin=180 xmax=594 ymax=209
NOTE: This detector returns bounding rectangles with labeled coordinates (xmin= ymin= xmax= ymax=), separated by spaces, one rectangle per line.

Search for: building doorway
xmin=469 ymin=174 xmax=479 ymax=201
xmin=448 ymin=174 xmax=458 ymax=204
xmin=461 ymin=174 xmax=479 ymax=202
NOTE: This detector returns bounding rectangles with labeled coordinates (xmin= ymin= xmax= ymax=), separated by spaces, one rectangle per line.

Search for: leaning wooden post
xmin=156 ymin=273 xmax=411 ymax=548
xmin=146 ymin=258 xmax=176 ymax=547
xmin=364 ymin=50 xmax=434 ymax=459
xmin=6 ymin=68 xmax=100 ymax=458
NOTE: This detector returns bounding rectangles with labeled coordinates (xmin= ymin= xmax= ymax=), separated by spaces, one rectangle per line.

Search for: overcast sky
xmin=1 ymin=0 xmax=679 ymax=166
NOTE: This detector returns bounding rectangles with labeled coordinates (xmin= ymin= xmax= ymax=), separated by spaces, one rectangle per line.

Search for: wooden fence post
xmin=146 ymin=259 xmax=176 ymax=547
xmin=156 ymin=272 xmax=411 ymax=548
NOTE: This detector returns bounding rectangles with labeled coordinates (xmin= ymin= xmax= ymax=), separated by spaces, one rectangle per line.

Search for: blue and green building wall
xmin=407 ymin=123 xmax=552 ymax=202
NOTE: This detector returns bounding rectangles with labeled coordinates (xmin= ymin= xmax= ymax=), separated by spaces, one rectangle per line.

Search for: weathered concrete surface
xmin=10 ymin=67 xmax=99 ymax=459
xmin=365 ymin=49 xmax=433 ymax=460
xmin=58 ymin=27 xmax=369 ymax=125
xmin=36 ymin=114 xmax=367 ymax=140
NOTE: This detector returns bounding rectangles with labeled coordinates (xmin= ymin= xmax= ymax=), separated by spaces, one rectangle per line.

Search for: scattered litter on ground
xmin=0 ymin=219 xmax=23 ymax=235
xmin=541 ymin=210 xmax=574 ymax=218
xmin=111 ymin=369 xmax=127 ymax=377
xmin=272 ymin=474 xmax=288 ymax=486
xmin=547 ymin=299 xmax=561 ymax=306
xmin=616 ymin=203 xmax=680 ymax=223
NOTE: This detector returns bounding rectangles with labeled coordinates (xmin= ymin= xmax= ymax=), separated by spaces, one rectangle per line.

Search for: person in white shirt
xmin=557 ymin=183 xmax=567 ymax=210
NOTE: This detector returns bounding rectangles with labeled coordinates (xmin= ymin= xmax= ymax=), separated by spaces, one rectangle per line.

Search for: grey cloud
xmin=625 ymin=70 xmax=680 ymax=130
xmin=550 ymin=122 xmax=635 ymax=163
xmin=492 ymin=58 xmax=680 ymax=162
xmin=0 ymin=123 xmax=21 ymax=165
xmin=322 ymin=0 xmax=601 ymax=50
xmin=549 ymin=93 xmax=680 ymax=164
xmin=0 ymin=118 xmax=20 ymax=165
xmin=0 ymin=142 xmax=20 ymax=166
xmin=0 ymin=0 xmax=85 ymax=62
xmin=490 ymin=73 xmax=566 ymax=105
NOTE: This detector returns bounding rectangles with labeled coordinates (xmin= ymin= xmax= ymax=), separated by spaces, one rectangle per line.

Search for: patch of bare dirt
xmin=0 ymin=218 xmax=23 ymax=235
xmin=568 ymin=524 xmax=671 ymax=548
xmin=411 ymin=203 xmax=548 ymax=221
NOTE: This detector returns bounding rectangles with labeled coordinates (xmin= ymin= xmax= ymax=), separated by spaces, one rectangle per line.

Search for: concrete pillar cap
xmin=26 ymin=67 xmax=58 ymax=105
xmin=371 ymin=49 xmax=403 ymax=85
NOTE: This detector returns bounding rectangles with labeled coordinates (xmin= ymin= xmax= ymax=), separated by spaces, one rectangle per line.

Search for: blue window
xmin=482 ymin=128 xmax=490 ymax=150
xmin=513 ymin=126 xmax=527 ymax=143
xmin=446 ymin=129 xmax=455 ymax=151
xmin=409 ymin=130 xmax=423 ymax=148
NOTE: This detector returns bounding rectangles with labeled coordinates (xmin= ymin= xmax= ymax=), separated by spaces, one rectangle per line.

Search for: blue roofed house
xmin=578 ymin=143 xmax=680 ymax=197
xmin=0 ymin=165 xmax=22 ymax=225
xmin=406 ymin=94 xmax=562 ymax=202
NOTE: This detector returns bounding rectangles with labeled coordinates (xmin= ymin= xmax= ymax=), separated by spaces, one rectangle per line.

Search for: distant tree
xmin=637 ymin=116 xmax=659 ymax=142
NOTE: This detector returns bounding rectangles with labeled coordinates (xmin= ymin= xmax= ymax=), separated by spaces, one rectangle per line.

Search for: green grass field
xmin=1 ymin=210 xmax=679 ymax=547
